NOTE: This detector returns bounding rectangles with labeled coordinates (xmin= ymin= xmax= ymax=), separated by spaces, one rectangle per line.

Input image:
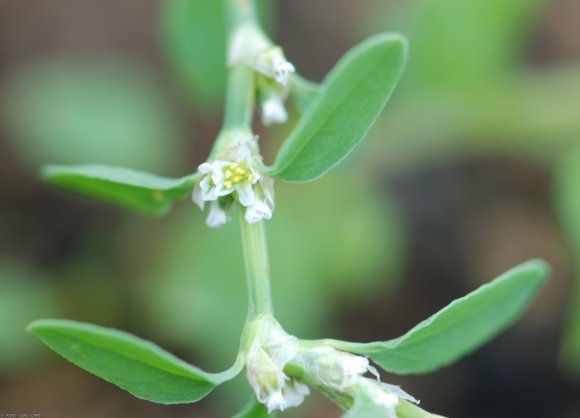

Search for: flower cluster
xmin=228 ymin=25 xmax=295 ymax=87
xmin=300 ymin=347 xmax=380 ymax=391
xmin=228 ymin=24 xmax=294 ymax=126
xmin=192 ymin=144 xmax=274 ymax=228
xmin=243 ymin=316 xmax=419 ymax=415
xmin=252 ymin=46 xmax=295 ymax=86
xmin=288 ymin=345 xmax=419 ymax=417
xmin=245 ymin=319 xmax=310 ymax=412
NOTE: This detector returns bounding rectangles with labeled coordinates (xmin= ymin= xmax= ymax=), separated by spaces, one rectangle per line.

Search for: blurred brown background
xmin=1 ymin=0 xmax=580 ymax=417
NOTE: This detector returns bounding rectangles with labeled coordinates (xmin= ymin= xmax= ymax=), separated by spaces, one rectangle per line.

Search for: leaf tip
xmin=519 ymin=258 xmax=551 ymax=284
xmin=371 ymin=31 xmax=410 ymax=64
xmin=39 ymin=164 xmax=61 ymax=182
xmin=27 ymin=319 xmax=84 ymax=339
xmin=26 ymin=318 xmax=51 ymax=335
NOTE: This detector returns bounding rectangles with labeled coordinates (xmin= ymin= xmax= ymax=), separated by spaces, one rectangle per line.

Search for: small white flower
xmin=197 ymin=161 xmax=231 ymax=204
xmin=304 ymin=347 xmax=378 ymax=391
xmin=228 ymin=24 xmax=295 ymax=86
xmin=279 ymin=379 xmax=310 ymax=410
xmin=264 ymin=389 xmax=286 ymax=412
xmin=206 ymin=201 xmax=228 ymax=228
xmin=261 ymin=95 xmax=288 ymax=126
xmin=245 ymin=199 xmax=273 ymax=224
xmin=260 ymin=379 xmax=310 ymax=412
xmin=270 ymin=55 xmax=295 ymax=85
xmin=193 ymin=144 xmax=274 ymax=227
xmin=245 ymin=318 xmax=309 ymax=412
xmin=253 ymin=48 xmax=295 ymax=86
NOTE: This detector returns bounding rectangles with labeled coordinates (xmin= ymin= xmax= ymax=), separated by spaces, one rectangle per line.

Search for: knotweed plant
xmin=28 ymin=1 xmax=549 ymax=417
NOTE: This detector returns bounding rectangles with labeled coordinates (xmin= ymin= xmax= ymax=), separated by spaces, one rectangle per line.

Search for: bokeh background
xmin=1 ymin=0 xmax=580 ymax=417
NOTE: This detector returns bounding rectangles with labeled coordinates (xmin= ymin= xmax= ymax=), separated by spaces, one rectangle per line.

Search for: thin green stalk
xmin=239 ymin=209 xmax=274 ymax=317
xmin=223 ymin=64 xmax=255 ymax=130
xmin=221 ymin=0 xmax=274 ymax=318
xmin=222 ymin=0 xmax=257 ymax=131
xmin=225 ymin=0 xmax=258 ymax=31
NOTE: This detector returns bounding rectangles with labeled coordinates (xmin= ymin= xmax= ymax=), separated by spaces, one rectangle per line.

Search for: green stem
xmin=225 ymin=0 xmax=258 ymax=32
xmin=222 ymin=0 xmax=274 ymax=318
xmin=219 ymin=0 xmax=257 ymax=133
xmin=239 ymin=210 xmax=274 ymax=318
xmin=223 ymin=64 xmax=255 ymax=130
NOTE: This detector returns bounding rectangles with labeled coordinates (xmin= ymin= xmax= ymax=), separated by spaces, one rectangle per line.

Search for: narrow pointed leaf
xmin=328 ymin=259 xmax=549 ymax=374
xmin=42 ymin=164 xmax=196 ymax=215
xmin=28 ymin=319 xmax=242 ymax=404
xmin=232 ymin=398 xmax=273 ymax=418
xmin=267 ymin=33 xmax=407 ymax=182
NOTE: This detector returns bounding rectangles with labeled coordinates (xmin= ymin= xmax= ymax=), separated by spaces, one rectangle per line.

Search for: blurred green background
xmin=1 ymin=0 xmax=580 ymax=417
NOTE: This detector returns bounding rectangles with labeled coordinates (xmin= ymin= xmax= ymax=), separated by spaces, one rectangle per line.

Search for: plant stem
xmin=223 ymin=64 xmax=255 ymax=130
xmin=239 ymin=209 xmax=274 ymax=318
xmin=225 ymin=0 xmax=258 ymax=31
xmin=224 ymin=0 xmax=274 ymax=319
xmin=222 ymin=0 xmax=257 ymax=131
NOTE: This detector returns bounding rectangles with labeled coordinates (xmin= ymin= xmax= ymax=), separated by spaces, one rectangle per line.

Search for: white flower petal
xmin=271 ymin=56 xmax=295 ymax=85
xmin=215 ymin=183 xmax=234 ymax=198
xmin=245 ymin=318 xmax=305 ymax=413
xmin=202 ymin=187 xmax=219 ymax=202
xmin=198 ymin=162 xmax=213 ymax=174
xmin=192 ymin=185 xmax=204 ymax=210
xmin=245 ymin=200 xmax=272 ymax=224
xmin=344 ymin=355 xmax=370 ymax=376
xmin=211 ymin=170 xmax=225 ymax=185
xmin=199 ymin=175 xmax=211 ymax=194
xmin=281 ymin=380 xmax=310 ymax=409
xmin=210 ymin=160 xmax=229 ymax=183
xmin=206 ymin=201 xmax=228 ymax=228
xmin=236 ymin=182 xmax=256 ymax=207
xmin=262 ymin=96 xmax=288 ymax=126
xmin=266 ymin=390 xmax=286 ymax=413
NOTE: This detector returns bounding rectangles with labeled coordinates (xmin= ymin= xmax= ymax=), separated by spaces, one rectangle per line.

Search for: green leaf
xmin=232 ymin=398 xmax=273 ymax=418
xmin=42 ymin=164 xmax=196 ymax=215
xmin=328 ymin=259 xmax=549 ymax=374
xmin=28 ymin=319 xmax=242 ymax=404
xmin=266 ymin=33 xmax=407 ymax=182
